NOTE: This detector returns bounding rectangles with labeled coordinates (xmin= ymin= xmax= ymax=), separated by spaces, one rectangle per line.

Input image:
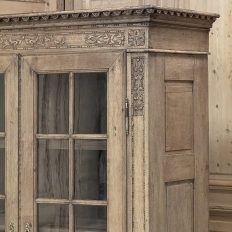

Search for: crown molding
xmin=0 ymin=5 xmax=220 ymax=24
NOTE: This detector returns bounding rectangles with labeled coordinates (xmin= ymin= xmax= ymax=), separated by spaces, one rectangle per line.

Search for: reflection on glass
xmin=38 ymin=204 xmax=68 ymax=232
xmin=0 ymin=200 xmax=5 ymax=232
xmin=0 ymin=74 xmax=5 ymax=132
xmin=74 ymin=73 xmax=107 ymax=134
xmin=37 ymin=140 xmax=69 ymax=199
xmin=38 ymin=74 xmax=69 ymax=134
xmin=0 ymin=139 xmax=5 ymax=195
xmin=75 ymin=205 xmax=106 ymax=231
xmin=74 ymin=140 xmax=107 ymax=200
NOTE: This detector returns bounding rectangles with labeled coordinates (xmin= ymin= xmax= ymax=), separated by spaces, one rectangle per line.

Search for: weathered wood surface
xmin=0 ymin=5 xmax=216 ymax=232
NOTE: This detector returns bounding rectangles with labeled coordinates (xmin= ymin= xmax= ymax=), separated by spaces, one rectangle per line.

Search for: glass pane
xmin=38 ymin=204 xmax=68 ymax=232
xmin=74 ymin=73 xmax=107 ymax=134
xmin=0 ymin=139 xmax=5 ymax=195
xmin=75 ymin=205 xmax=107 ymax=231
xmin=0 ymin=200 xmax=4 ymax=232
xmin=74 ymin=140 xmax=107 ymax=200
xmin=38 ymin=74 xmax=69 ymax=134
xmin=37 ymin=140 xmax=69 ymax=199
xmin=0 ymin=74 xmax=4 ymax=132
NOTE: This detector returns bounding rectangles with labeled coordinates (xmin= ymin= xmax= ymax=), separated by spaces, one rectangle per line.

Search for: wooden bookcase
xmin=0 ymin=6 xmax=218 ymax=232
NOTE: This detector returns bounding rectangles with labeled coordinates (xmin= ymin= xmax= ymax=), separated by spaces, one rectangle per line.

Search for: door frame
xmin=19 ymin=51 xmax=127 ymax=232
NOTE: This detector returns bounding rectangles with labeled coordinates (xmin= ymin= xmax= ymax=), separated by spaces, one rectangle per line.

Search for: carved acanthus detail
xmin=128 ymin=30 xmax=145 ymax=47
xmin=85 ymin=32 xmax=125 ymax=46
xmin=132 ymin=57 xmax=145 ymax=116
xmin=0 ymin=35 xmax=65 ymax=49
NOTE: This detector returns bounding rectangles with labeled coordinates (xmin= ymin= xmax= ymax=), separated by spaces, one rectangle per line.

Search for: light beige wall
xmin=0 ymin=0 xmax=46 ymax=14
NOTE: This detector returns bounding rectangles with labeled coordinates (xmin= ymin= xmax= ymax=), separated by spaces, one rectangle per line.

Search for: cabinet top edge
xmin=0 ymin=5 xmax=220 ymax=25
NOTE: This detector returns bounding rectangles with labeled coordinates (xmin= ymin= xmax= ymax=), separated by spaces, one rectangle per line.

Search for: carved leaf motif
xmin=85 ymin=32 xmax=124 ymax=46
xmin=132 ymin=57 xmax=145 ymax=116
xmin=128 ymin=29 xmax=145 ymax=47
xmin=0 ymin=35 xmax=65 ymax=49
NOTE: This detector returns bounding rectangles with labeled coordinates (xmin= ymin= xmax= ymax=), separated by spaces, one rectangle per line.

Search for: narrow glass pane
xmin=0 ymin=139 xmax=5 ymax=195
xmin=75 ymin=205 xmax=107 ymax=231
xmin=37 ymin=140 xmax=69 ymax=199
xmin=38 ymin=74 xmax=69 ymax=134
xmin=0 ymin=200 xmax=4 ymax=232
xmin=0 ymin=74 xmax=5 ymax=132
xmin=38 ymin=204 xmax=68 ymax=232
xmin=74 ymin=73 xmax=107 ymax=134
xmin=74 ymin=140 xmax=107 ymax=200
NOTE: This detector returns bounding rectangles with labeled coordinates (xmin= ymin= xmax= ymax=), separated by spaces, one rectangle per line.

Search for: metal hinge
xmin=125 ymin=98 xmax=129 ymax=136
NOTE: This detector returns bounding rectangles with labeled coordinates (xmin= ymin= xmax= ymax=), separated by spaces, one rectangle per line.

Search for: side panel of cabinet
xmin=148 ymin=53 xmax=208 ymax=232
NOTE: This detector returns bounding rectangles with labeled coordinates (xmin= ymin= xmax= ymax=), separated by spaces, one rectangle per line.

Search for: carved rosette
xmin=128 ymin=30 xmax=145 ymax=47
xmin=131 ymin=57 xmax=145 ymax=116
xmin=85 ymin=31 xmax=125 ymax=46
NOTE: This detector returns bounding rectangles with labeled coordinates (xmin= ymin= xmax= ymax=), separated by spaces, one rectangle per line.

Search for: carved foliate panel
xmin=0 ymin=31 xmax=125 ymax=50
xmin=131 ymin=57 xmax=145 ymax=116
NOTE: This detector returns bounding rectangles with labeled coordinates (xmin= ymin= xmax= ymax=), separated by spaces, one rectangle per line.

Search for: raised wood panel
xmin=210 ymin=220 xmax=232 ymax=232
xmin=149 ymin=27 xmax=209 ymax=52
xmin=165 ymin=83 xmax=193 ymax=152
xmin=165 ymin=54 xmax=195 ymax=81
xmin=166 ymin=182 xmax=194 ymax=232
xmin=164 ymin=154 xmax=195 ymax=182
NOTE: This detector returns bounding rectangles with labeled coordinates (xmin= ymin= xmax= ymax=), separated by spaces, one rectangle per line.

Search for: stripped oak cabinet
xmin=0 ymin=6 xmax=219 ymax=232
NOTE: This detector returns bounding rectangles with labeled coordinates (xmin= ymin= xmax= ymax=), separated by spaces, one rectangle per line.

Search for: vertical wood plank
xmin=5 ymin=57 xmax=19 ymax=232
xmin=57 ymin=0 xmax=65 ymax=11
xmin=107 ymin=53 xmax=126 ymax=232
xmin=33 ymin=68 xmax=38 ymax=232
xmin=148 ymin=53 xmax=166 ymax=232
xmin=69 ymin=72 xmax=74 ymax=232
xmin=126 ymin=53 xmax=133 ymax=232
xmin=65 ymin=0 xmax=74 ymax=10
xmin=194 ymin=55 xmax=209 ymax=232
xmin=20 ymin=57 xmax=36 ymax=231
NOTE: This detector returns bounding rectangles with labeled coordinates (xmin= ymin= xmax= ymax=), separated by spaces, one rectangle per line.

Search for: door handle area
xmin=25 ymin=223 xmax=32 ymax=232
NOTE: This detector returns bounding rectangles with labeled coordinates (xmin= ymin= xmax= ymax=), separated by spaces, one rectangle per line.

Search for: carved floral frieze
xmin=85 ymin=32 xmax=125 ymax=46
xmin=0 ymin=35 xmax=65 ymax=49
xmin=0 ymin=31 xmax=126 ymax=50
xmin=131 ymin=57 xmax=145 ymax=116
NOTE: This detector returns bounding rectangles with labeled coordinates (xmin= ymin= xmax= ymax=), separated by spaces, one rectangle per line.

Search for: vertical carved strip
xmin=131 ymin=57 xmax=145 ymax=116
xmin=131 ymin=56 xmax=146 ymax=232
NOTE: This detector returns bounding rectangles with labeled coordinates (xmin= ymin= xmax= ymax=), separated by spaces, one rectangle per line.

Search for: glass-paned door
xmin=37 ymin=72 xmax=107 ymax=231
xmin=20 ymin=53 xmax=126 ymax=232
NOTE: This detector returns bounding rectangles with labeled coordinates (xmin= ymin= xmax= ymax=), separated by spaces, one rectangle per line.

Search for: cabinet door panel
xmin=20 ymin=52 xmax=126 ymax=232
